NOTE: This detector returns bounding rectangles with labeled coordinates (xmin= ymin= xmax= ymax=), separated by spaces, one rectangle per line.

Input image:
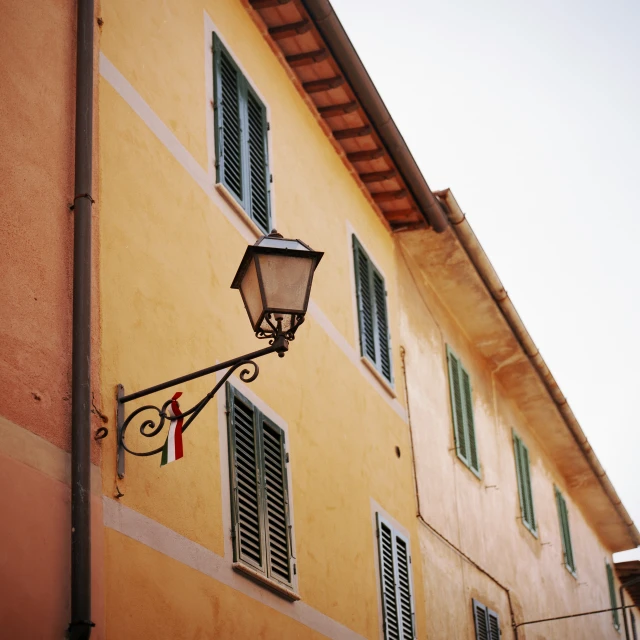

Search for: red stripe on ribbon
xmin=171 ymin=392 xmax=184 ymax=460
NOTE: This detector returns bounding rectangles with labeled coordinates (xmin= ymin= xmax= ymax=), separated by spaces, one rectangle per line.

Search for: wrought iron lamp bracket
xmin=113 ymin=334 xmax=289 ymax=478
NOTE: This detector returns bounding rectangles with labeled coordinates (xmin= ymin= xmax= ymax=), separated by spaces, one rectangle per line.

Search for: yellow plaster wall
xmin=105 ymin=529 xmax=330 ymax=640
xmin=98 ymin=0 xmax=420 ymax=637
xmin=99 ymin=0 xmax=401 ymax=354
xmin=397 ymin=247 xmax=626 ymax=639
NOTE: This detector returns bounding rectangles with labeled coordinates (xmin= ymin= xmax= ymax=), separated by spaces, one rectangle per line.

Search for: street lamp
xmin=232 ymin=232 xmax=323 ymax=341
xmin=100 ymin=230 xmax=323 ymax=480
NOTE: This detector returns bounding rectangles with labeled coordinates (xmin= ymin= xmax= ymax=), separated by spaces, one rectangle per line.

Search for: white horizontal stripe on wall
xmin=99 ymin=52 xmax=407 ymax=422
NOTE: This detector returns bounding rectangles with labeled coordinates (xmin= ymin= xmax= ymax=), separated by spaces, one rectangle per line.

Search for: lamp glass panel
xmin=257 ymin=254 xmax=314 ymax=313
xmin=239 ymin=257 xmax=265 ymax=328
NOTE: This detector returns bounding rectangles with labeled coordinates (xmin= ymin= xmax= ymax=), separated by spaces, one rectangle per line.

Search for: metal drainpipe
xmin=69 ymin=0 xmax=94 ymax=638
xmin=399 ymin=347 xmax=519 ymax=639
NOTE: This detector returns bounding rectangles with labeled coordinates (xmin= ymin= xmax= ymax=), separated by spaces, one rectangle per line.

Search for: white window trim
xmin=204 ymin=13 xmax=276 ymax=237
xmin=217 ymin=368 xmax=299 ymax=598
xmin=370 ymin=498 xmax=414 ymax=640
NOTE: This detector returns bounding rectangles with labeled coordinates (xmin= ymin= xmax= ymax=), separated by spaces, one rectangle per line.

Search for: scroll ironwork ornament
xmin=256 ymin=313 xmax=305 ymax=342
xmin=111 ymin=334 xmax=289 ymax=480
xmin=119 ymin=360 xmax=259 ymax=458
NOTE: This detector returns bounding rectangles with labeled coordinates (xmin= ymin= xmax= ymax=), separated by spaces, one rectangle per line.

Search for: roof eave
xmin=436 ymin=187 xmax=640 ymax=551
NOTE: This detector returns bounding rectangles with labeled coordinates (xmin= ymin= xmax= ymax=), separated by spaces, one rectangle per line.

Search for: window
xmin=446 ymin=346 xmax=480 ymax=475
xmin=473 ymin=600 xmax=500 ymax=640
xmin=213 ymin=33 xmax=271 ymax=232
xmin=376 ymin=513 xmax=415 ymax=640
xmin=512 ymin=432 xmax=536 ymax=535
xmin=353 ymin=236 xmax=392 ymax=383
xmin=554 ymin=487 xmax=576 ymax=574
xmin=606 ymin=561 xmax=620 ymax=630
xmin=631 ymin=611 xmax=637 ymax=640
xmin=226 ymin=384 xmax=294 ymax=591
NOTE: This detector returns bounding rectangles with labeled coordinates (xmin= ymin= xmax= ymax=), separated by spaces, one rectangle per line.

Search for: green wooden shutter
xmin=213 ymin=34 xmax=244 ymax=203
xmin=245 ymin=86 xmax=271 ymax=232
xmin=377 ymin=515 xmax=400 ymax=640
xmin=395 ymin=533 xmax=415 ymax=639
xmin=353 ymin=237 xmax=377 ymax=363
xmin=561 ymin=495 xmax=575 ymax=572
xmin=353 ymin=237 xmax=392 ymax=382
xmin=555 ymin=487 xmax=575 ymax=573
xmin=521 ymin=444 xmax=535 ymax=530
xmin=373 ymin=271 xmax=392 ymax=382
xmin=473 ymin=600 xmax=500 ymax=640
xmin=513 ymin=434 xmax=526 ymax=522
xmin=227 ymin=385 xmax=294 ymax=586
xmin=376 ymin=514 xmax=415 ymax=640
xmin=461 ymin=369 xmax=479 ymax=473
xmin=213 ymin=34 xmax=271 ymax=231
xmin=513 ymin=433 xmax=536 ymax=532
xmin=447 ymin=348 xmax=468 ymax=464
xmin=487 ymin=609 xmax=500 ymax=640
xmin=606 ymin=562 xmax=620 ymax=629
xmin=447 ymin=347 xmax=480 ymax=474
xmin=261 ymin=417 xmax=292 ymax=586
xmin=227 ymin=385 xmax=264 ymax=571
xmin=473 ymin=600 xmax=489 ymax=640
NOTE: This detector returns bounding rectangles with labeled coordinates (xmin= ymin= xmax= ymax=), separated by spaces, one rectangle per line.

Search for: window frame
xmin=446 ymin=345 xmax=481 ymax=477
xmin=554 ymin=486 xmax=577 ymax=576
xmin=352 ymin=234 xmax=393 ymax=384
xmin=375 ymin=512 xmax=416 ymax=640
xmin=512 ymin=431 xmax=537 ymax=536
xmin=472 ymin=599 xmax=500 ymax=640
xmin=226 ymin=383 xmax=297 ymax=598
xmin=212 ymin=32 xmax=272 ymax=233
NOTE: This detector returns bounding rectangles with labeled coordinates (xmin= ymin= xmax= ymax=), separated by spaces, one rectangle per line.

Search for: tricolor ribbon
xmin=161 ymin=392 xmax=184 ymax=466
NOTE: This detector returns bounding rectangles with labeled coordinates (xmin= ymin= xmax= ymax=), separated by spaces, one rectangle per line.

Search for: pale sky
xmin=330 ymin=0 xmax=640 ymax=560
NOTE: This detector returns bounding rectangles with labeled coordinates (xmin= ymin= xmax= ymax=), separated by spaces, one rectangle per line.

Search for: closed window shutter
xmin=555 ymin=488 xmax=575 ymax=572
xmin=606 ymin=562 xmax=620 ymax=629
xmin=227 ymin=385 xmax=293 ymax=588
xmin=227 ymin=386 xmax=264 ymax=571
xmin=213 ymin=35 xmax=271 ymax=231
xmin=447 ymin=349 xmax=468 ymax=463
xmin=377 ymin=515 xmax=415 ymax=640
xmin=521 ymin=445 xmax=535 ymax=530
xmin=461 ymin=369 xmax=479 ymax=473
xmin=213 ymin=34 xmax=244 ymax=203
xmin=377 ymin=516 xmax=400 ymax=640
xmin=487 ymin=609 xmax=500 ymax=640
xmin=262 ymin=418 xmax=292 ymax=585
xmin=473 ymin=600 xmax=489 ymax=640
xmin=561 ymin=496 xmax=575 ymax=571
xmin=395 ymin=533 xmax=415 ymax=639
xmin=353 ymin=238 xmax=376 ymax=363
xmin=373 ymin=271 xmax=392 ymax=382
xmin=513 ymin=435 xmax=526 ymax=522
xmin=473 ymin=600 xmax=500 ymax=640
xmin=447 ymin=347 xmax=480 ymax=474
xmin=245 ymin=87 xmax=271 ymax=232
xmin=513 ymin=434 xmax=536 ymax=532
xmin=353 ymin=237 xmax=392 ymax=381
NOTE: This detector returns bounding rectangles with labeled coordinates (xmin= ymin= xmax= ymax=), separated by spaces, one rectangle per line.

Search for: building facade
xmin=0 ymin=1 xmax=105 ymax=638
xmin=1 ymin=0 xmax=638 ymax=639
